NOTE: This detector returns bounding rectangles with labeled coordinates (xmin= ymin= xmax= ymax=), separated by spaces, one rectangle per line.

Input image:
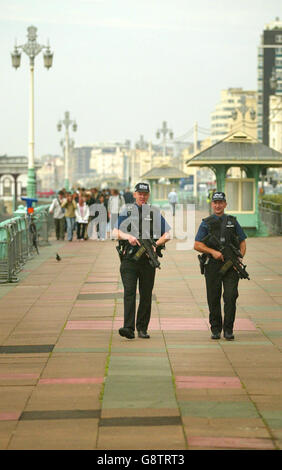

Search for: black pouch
xmin=116 ymin=241 xmax=126 ymax=261
xmin=198 ymin=253 xmax=207 ymax=274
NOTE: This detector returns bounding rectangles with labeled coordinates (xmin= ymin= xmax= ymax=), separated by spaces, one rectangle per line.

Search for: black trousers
xmin=120 ymin=258 xmax=156 ymax=332
xmin=77 ymin=223 xmax=87 ymax=239
xmin=54 ymin=218 xmax=65 ymax=240
xmin=204 ymin=258 xmax=239 ymax=334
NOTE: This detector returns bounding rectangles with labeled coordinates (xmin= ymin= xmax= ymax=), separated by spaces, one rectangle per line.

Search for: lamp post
xmin=156 ymin=121 xmax=173 ymax=157
xmin=57 ymin=111 xmax=77 ymax=191
xmin=11 ymin=25 xmax=53 ymax=199
xmin=231 ymin=95 xmax=256 ymax=132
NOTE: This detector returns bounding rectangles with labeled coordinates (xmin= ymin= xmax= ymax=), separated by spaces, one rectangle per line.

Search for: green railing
xmin=259 ymin=199 xmax=282 ymax=235
xmin=0 ymin=204 xmax=52 ymax=284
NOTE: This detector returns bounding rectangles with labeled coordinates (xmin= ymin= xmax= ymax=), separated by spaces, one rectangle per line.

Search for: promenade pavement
xmin=0 ymin=210 xmax=282 ymax=450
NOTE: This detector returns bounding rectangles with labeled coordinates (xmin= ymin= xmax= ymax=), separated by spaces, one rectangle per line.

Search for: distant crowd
xmin=49 ymin=187 xmax=135 ymax=242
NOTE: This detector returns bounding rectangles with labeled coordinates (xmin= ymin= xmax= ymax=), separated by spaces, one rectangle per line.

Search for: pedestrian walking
xmin=108 ymin=189 xmax=125 ymax=237
xmin=168 ymin=188 xmax=178 ymax=216
xmin=48 ymin=190 xmax=65 ymax=240
xmin=113 ymin=182 xmax=171 ymax=339
xmin=75 ymin=195 xmax=89 ymax=241
xmin=97 ymin=194 xmax=108 ymax=240
xmin=194 ymin=191 xmax=247 ymax=341
xmin=61 ymin=193 xmax=77 ymax=241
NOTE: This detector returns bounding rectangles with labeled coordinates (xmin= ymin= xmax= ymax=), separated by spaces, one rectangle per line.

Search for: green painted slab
xmin=264 ymin=331 xmax=282 ymax=337
xmin=242 ymin=306 xmax=282 ymax=311
xmin=261 ymin=411 xmax=282 ymax=428
xmin=111 ymin=348 xmax=166 ymax=353
xmin=102 ymin=376 xmax=177 ymax=409
xmin=168 ymin=344 xmax=220 ymax=349
xmin=221 ymin=341 xmax=272 ymax=346
xmin=179 ymin=401 xmax=259 ymax=419
xmin=108 ymin=356 xmax=171 ymax=376
xmin=264 ymin=418 xmax=282 ymax=428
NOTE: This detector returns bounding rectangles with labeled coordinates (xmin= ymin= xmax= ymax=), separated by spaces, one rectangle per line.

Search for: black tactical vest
xmin=203 ymin=214 xmax=240 ymax=248
xmin=125 ymin=204 xmax=155 ymax=239
xmin=119 ymin=204 xmax=156 ymax=260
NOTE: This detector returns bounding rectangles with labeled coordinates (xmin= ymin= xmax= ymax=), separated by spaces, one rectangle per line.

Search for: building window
xmin=225 ymin=178 xmax=255 ymax=213
xmin=242 ymin=181 xmax=254 ymax=211
xmin=225 ymin=180 xmax=239 ymax=211
xmin=3 ymin=177 xmax=12 ymax=196
xmin=275 ymin=35 xmax=282 ymax=43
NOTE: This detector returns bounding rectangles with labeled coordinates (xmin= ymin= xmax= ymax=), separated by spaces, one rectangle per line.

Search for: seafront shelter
xmin=186 ymin=132 xmax=282 ymax=236
xmin=141 ymin=165 xmax=187 ymax=207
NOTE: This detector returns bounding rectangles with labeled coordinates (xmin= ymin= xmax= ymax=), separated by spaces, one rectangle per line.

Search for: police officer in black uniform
xmin=113 ymin=182 xmax=171 ymax=340
xmin=194 ymin=191 xmax=247 ymax=341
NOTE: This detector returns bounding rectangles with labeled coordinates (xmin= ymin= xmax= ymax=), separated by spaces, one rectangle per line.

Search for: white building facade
xmin=211 ymin=88 xmax=257 ymax=145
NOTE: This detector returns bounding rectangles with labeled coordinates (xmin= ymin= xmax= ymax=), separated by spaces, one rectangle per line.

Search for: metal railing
xmin=259 ymin=199 xmax=282 ymax=235
xmin=0 ymin=205 xmax=52 ymax=284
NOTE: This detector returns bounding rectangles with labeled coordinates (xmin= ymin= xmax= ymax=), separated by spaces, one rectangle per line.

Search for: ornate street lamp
xmin=57 ymin=111 xmax=77 ymax=190
xmin=156 ymin=121 xmax=173 ymax=157
xmin=11 ymin=26 xmax=54 ymax=198
xmin=231 ymin=95 xmax=256 ymax=132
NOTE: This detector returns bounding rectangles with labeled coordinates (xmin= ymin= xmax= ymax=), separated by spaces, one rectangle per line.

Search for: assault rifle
xmin=201 ymin=234 xmax=250 ymax=280
xmin=133 ymin=238 xmax=165 ymax=269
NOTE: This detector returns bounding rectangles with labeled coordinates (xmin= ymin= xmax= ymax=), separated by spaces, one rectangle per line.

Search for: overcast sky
xmin=0 ymin=0 xmax=281 ymax=157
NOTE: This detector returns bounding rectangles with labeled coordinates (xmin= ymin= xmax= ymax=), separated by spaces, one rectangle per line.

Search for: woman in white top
xmin=75 ymin=195 xmax=90 ymax=240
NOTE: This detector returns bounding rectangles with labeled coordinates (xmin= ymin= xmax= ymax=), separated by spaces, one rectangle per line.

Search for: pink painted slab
xmin=65 ymin=321 xmax=117 ymax=330
xmin=160 ymin=319 xmax=209 ymax=331
xmin=39 ymin=377 xmax=104 ymax=384
xmin=234 ymin=319 xmax=256 ymax=330
xmin=188 ymin=436 xmax=275 ymax=450
xmin=74 ymin=303 xmax=115 ymax=307
xmin=80 ymin=290 xmax=123 ymax=294
xmin=176 ymin=376 xmax=241 ymax=389
xmin=0 ymin=412 xmax=21 ymax=421
xmin=65 ymin=317 xmax=255 ymax=332
xmin=65 ymin=318 xmax=208 ymax=331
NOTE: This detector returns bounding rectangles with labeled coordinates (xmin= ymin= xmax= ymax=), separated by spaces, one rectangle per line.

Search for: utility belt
xmin=116 ymin=240 xmax=138 ymax=261
xmin=198 ymin=252 xmax=225 ymax=274
xmin=116 ymin=239 xmax=162 ymax=265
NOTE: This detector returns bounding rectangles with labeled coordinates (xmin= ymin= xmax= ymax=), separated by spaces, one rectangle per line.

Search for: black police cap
xmin=212 ymin=191 xmax=226 ymax=202
xmin=134 ymin=182 xmax=150 ymax=193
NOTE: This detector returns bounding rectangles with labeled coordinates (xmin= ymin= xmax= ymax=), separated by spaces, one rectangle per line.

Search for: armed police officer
xmin=113 ymin=182 xmax=171 ymax=340
xmin=194 ymin=191 xmax=247 ymax=341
